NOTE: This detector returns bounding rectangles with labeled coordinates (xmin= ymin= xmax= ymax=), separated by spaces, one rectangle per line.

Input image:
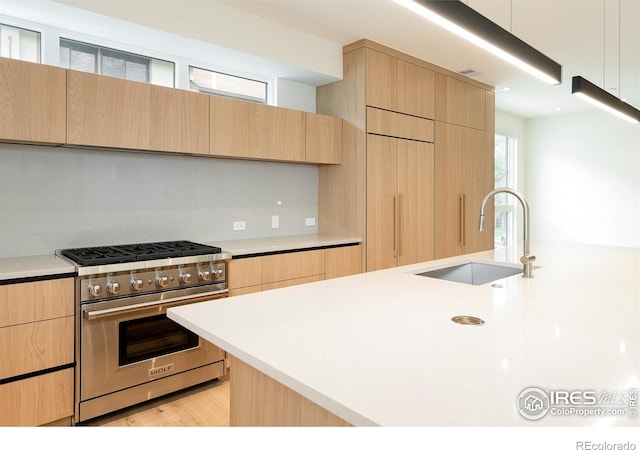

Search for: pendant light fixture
xmin=572 ymin=76 xmax=640 ymax=124
xmin=393 ymin=0 xmax=562 ymax=84
xmin=571 ymin=1 xmax=640 ymax=124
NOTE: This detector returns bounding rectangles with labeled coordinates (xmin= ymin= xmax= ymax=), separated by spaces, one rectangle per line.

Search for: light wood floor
xmin=83 ymin=375 xmax=230 ymax=427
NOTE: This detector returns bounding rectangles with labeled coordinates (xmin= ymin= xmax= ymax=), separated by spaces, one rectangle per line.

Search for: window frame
xmin=0 ymin=22 xmax=41 ymax=63
xmin=59 ymin=37 xmax=174 ymax=87
xmin=188 ymin=65 xmax=268 ymax=104
xmin=494 ymin=134 xmax=518 ymax=248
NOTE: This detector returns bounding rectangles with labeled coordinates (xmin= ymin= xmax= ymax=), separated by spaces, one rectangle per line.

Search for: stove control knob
xmin=88 ymin=284 xmax=102 ymax=297
xmin=106 ymin=282 xmax=121 ymax=295
xmin=156 ymin=275 xmax=169 ymax=288
xmin=213 ymin=269 xmax=224 ymax=279
xmin=180 ymin=273 xmax=192 ymax=284
xmin=199 ymin=270 xmax=211 ymax=282
xmin=131 ymin=279 xmax=143 ymax=292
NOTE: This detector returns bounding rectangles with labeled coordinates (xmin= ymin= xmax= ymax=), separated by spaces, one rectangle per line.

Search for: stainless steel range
xmin=57 ymin=240 xmax=231 ymax=423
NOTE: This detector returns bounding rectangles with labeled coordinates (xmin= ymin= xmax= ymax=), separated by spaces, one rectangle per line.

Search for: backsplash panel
xmin=0 ymin=143 xmax=318 ymax=258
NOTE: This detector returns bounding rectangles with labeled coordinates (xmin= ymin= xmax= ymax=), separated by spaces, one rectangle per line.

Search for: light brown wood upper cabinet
xmin=210 ymin=95 xmax=305 ymax=162
xmin=434 ymin=122 xmax=494 ymax=259
xmin=67 ymin=70 xmax=209 ymax=155
xmin=366 ymin=48 xmax=435 ymax=119
xmin=305 ymin=112 xmax=342 ymax=164
xmin=435 ymin=73 xmax=486 ymax=130
xmin=367 ymin=134 xmax=435 ymax=271
xmin=0 ymin=57 xmax=66 ymax=145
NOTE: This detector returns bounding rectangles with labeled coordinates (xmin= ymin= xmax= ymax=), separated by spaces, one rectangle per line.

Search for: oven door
xmin=80 ymin=288 xmax=227 ymax=402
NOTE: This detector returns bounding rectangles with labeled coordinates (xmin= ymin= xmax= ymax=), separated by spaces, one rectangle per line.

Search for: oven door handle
xmin=83 ymin=290 xmax=229 ymax=320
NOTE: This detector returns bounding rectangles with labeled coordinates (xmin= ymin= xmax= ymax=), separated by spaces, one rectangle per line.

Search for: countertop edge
xmin=212 ymin=235 xmax=362 ymax=257
xmin=166 ymin=307 xmax=377 ymax=427
xmin=0 ymin=255 xmax=76 ymax=283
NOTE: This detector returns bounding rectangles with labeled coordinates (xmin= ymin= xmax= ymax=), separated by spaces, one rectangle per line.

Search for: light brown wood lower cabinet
xmin=0 ymin=368 xmax=73 ymax=427
xmin=230 ymin=356 xmax=350 ymax=426
xmin=324 ymin=245 xmax=362 ymax=279
xmin=228 ymin=245 xmax=362 ymax=296
xmin=0 ymin=317 xmax=74 ymax=379
xmin=0 ymin=278 xmax=74 ymax=426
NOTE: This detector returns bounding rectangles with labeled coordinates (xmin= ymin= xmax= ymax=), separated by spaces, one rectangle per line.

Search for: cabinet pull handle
xmin=393 ymin=195 xmax=397 ymax=256
xmin=398 ymin=194 xmax=403 ymax=257
xmin=459 ymin=194 xmax=465 ymax=247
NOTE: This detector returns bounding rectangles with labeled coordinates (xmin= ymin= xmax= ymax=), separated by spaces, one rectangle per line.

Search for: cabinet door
xmin=0 ymin=58 xmax=66 ymax=145
xmin=397 ymin=60 xmax=435 ymax=119
xmin=251 ymin=103 xmax=305 ymax=162
xmin=149 ymin=86 xmax=209 ymax=155
xmin=210 ymin=96 xmax=305 ymax=162
xmin=435 ymin=123 xmax=493 ymax=258
xmin=366 ymin=134 xmax=398 ymax=271
xmin=434 ymin=122 xmax=465 ymax=259
xmin=462 ymin=127 xmax=493 ymax=253
xmin=210 ymin=95 xmax=250 ymax=158
xmin=366 ymin=49 xmax=434 ymax=119
xmin=366 ymin=49 xmax=398 ymax=113
xmin=435 ymin=74 xmax=486 ymax=130
xmin=305 ymin=113 xmax=342 ymax=164
xmin=67 ymin=70 xmax=151 ymax=149
xmin=397 ymin=140 xmax=435 ymax=266
xmin=68 ymin=71 xmax=208 ymax=154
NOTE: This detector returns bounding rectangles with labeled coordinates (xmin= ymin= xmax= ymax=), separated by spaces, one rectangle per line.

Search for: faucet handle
xmin=520 ymin=254 xmax=536 ymax=264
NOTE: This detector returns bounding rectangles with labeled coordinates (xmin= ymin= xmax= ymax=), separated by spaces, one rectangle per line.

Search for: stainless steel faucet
xmin=479 ymin=188 xmax=535 ymax=278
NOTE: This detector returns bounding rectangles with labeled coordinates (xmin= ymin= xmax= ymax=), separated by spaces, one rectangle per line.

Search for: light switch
xmin=272 ymin=215 xmax=280 ymax=229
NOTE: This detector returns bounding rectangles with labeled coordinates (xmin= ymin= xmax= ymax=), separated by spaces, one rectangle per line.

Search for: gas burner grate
xmin=61 ymin=240 xmax=222 ymax=266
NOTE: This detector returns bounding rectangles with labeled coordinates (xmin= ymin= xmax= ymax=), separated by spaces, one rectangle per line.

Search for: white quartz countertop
xmin=167 ymin=242 xmax=638 ymax=426
xmin=212 ymin=234 xmax=362 ymax=257
xmin=0 ymin=254 xmax=76 ymax=282
xmin=0 ymin=235 xmax=360 ymax=281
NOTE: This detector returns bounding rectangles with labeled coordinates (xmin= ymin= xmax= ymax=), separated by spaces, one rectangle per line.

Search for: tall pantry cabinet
xmin=317 ymin=39 xmax=494 ymax=271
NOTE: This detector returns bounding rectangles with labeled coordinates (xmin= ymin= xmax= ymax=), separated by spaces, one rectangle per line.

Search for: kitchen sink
xmin=416 ymin=261 xmax=524 ymax=286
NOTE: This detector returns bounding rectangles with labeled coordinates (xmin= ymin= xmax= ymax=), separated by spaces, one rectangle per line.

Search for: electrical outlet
xmin=232 ymin=221 xmax=246 ymax=231
xmin=271 ymin=215 xmax=280 ymax=229
xmin=305 ymin=217 xmax=316 ymax=226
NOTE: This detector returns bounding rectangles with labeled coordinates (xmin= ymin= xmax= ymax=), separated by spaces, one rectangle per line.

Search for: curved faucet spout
xmin=479 ymin=188 xmax=535 ymax=278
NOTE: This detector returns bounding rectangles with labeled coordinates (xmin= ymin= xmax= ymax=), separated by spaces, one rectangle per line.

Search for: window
xmin=189 ymin=66 xmax=267 ymax=103
xmin=494 ymin=134 xmax=518 ymax=248
xmin=59 ymin=38 xmax=174 ymax=87
xmin=0 ymin=23 xmax=40 ymax=62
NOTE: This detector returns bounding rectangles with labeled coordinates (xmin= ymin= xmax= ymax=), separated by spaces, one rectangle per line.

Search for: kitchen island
xmin=167 ymin=242 xmax=639 ymax=426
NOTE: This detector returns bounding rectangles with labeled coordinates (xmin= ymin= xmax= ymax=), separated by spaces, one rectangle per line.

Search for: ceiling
xmin=52 ymin=0 xmax=640 ymax=119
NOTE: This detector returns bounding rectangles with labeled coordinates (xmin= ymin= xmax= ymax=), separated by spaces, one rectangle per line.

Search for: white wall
xmin=525 ymin=110 xmax=640 ymax=248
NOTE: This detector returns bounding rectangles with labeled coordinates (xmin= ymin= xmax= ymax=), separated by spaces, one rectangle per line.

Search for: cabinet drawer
xmin=325 ymin=245 xmax=363 ymax=279
xmin=0 ymin=278 xmax=73 ymax=328
xmin=366 ymin=107 xmax=434 ymax=142
xmin=0 ymin=368 xmax=73 ymax=426
xmin=230 ymin=275 xmax=325 ymax=297
xmin=0 ymin=317 xmax=74 ymax=379
xmin=228 ymin=250 xmax=325 ymax=289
